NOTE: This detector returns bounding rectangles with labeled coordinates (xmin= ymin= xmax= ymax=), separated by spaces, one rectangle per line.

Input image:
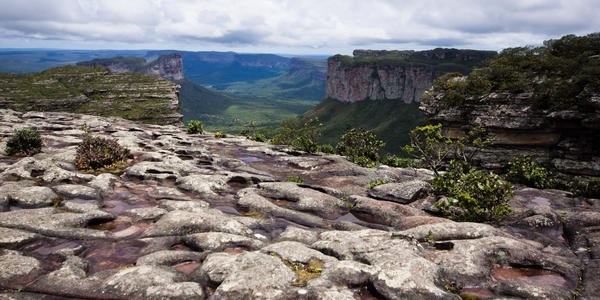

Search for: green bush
xmin=5 ymin=128 xmax=43 ymax=156
xmin=317 ymin=144 xmax=335 ymax=154
xmin=187 ymin=120 xmax=204 ymax=134
xmin=505 ymin=156 xmax=556 ymax=189
xmin=251 ymin=133 xmax=267 ymax=142
xmin=272 ymin=118 xmax=322 ymax=153
xmin=433 ymin=161 xmax=513 ymax=222
xmin=381 ymin=154 xmax=417 ymax=168
xmin=75 ymin=135 xmax=131 ymax=171
xmin=336 ymin=128 xmax=385 ymax=167
xmin=570 ymin=177 xmax=600 ymax=198
xmin=368 ymin=179 xmax=390 ymax=189
xmin=287 ymin=176 xmax=304 ymax=184
xmin=403 ymin=124 xmax=451 ymax=175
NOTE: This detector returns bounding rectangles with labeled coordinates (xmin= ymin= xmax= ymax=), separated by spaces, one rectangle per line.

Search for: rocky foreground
xmin=0 ymin=109 xmax=598 ymax=299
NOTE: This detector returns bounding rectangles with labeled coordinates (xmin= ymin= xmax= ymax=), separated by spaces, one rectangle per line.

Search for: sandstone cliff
xmin=77 ymin=53 xmax=184 ymax=81
xmin=420 ymin=90 xmax=600 ymax=176
xmin=0 ymin=65 xmax=182 ymax=125
xmin=326 ymin=49 xmax=495 ymax=103
xmin=420 ymin=33 xmax=600 ymax=176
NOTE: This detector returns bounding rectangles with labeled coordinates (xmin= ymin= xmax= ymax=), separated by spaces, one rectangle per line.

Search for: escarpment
xmin=0 ymin=65 xmax=182 ymax=125
xmin=420 ymin=33 xmax=600 ymax=176
xmin=77 ymin=53 xmax=184 ymax=81
xmin=325 ymin=48 xmax=495 ymax=103
xmin=421 ymin=90 xmax=600 ymax=176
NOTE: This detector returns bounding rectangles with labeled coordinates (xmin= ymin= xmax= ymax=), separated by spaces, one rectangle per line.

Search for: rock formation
xmin=420 ymin=85 xmax=600 ymax=176
xmin=326 ymin=49 xmax=495 ymax=103
xmin=77 ymin=53 xmax=184 ymax=81
xmin=0 ymin=66 xmax=182 ymax=125
xmin=0 ymin=108 xmax=598 ymax=299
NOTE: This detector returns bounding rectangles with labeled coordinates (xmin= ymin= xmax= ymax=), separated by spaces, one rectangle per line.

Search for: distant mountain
xmin=220 ymin=57 xmax=326 ymax=101
xmin=0 ymin=65 xmax=181 ymax=125
xmin=0 ymin=49 xmax=148 ymax=74
xmin=77 ymin=53 xmax=184 ymax=81
xmin=146 ymin=50 xmax=291 ymax=85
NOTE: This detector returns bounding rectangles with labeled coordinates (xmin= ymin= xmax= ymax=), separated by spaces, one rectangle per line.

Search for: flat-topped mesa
xmin=326 ymin=48 xmax=495 ymax=103
xmin=0 ymin=65 xmax=182 ymax=125
xmin=77 ymin=53 xmax=184 ymax=81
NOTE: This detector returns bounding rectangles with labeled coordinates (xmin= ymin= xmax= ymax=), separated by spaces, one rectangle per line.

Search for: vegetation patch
xmin=368 ymin=179 xmax=390 ymax=189
xmin=287 ymin=176 xmax=304 ymax=184
xmin=269 ymin=252 xmax=323 ymax=287
xmin=433 ymin=161 xmax=513 ymax=222
xmin=336 ymin=128 xmax=385 ymax=168
xmin=186 ymin=120 xmax=204 ymax=134
xmin=5 ymin=128 xmax=43 ymax=156
xmin=74 ymin=134 xmax=131 ymax=174
xmin=271 ymin=118 xmax=322 ymax=153
xmin=426 ymin=33 xmax=600 ymax=110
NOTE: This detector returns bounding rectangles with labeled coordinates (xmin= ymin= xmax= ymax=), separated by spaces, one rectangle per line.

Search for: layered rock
xmin=326 ymin=49 xmax=495 ymax=103
xmin=0 ymin=108 xmax=597 ymax=299
xmin=77 ymin=53 xmax=184 ymax=81
xmin=0 ymin=66 xmax=181 ymax=125
xmin=420 ymin=90 xmax=600 ymax=176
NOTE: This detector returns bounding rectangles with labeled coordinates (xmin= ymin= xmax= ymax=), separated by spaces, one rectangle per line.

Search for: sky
xmin=0 ymin=0 xmax=598 ymax=55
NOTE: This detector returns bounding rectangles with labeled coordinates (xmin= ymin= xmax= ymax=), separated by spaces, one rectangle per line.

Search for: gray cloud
xmin=0 ymin=0 xmax=598 ymax=54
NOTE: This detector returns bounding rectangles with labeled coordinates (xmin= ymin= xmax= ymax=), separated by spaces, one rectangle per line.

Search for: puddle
xmin=461 ymin=286 xmax=495 ymax=299
xmin=102 ymin=199 xmax=153 ymax=215
xmin=492 ymin=265 xmax=573 ymax=289
xmin=215 ymin=205 xmax=241 ymax=215
xmin=84 ymin=239 xmax=147 ymax=274
xmin=351 ymin=285 xmax=380 ymax=300
xmin=239 ymin=156 xmax=264 ymax=163
xmin=22 ymin=239 xmax=82 ymax=256
xmin=173 ymin=261 xmax=202 ymax=275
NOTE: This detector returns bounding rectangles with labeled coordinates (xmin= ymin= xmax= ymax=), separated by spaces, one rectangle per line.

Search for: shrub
xmin=5 ymin=128 xmax=43 ymax=156
xmin=381 ymin=154 xmax=417 ymax=168
xmin=433 ymin=161 xmax=513 ymax=222
xmin=336 ymin=128 xmax=385 ymax=167
xmin=272 ymin=118 xmax=322 ymax=153
xmin=505 ymin=156 xmax=556 ymax=189
xmin=403 ymin=124 xmax=451 ymax=176
xmin=317 ymin=144 xmax=335 ymax=154
xmin=570 ymin=177 xmax=600 ymax=198
xmin=251 ymin=133 xmax=267 ymax=142
xmin=187 ymin=120 xmax=204 ymax=134
xmin=368 ymin=179 xmax=390 ymax=189
xmin=287 ymin=176 xmax=304 ymax=184
xmin=74 ymin=135 xmax=131 ymax=171
xmin=214 ymin=131 xmax=226 ymax=138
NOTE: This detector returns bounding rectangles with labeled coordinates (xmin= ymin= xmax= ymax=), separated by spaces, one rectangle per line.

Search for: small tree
xmin=403 ymin=124 xmax=451 ymax=176
xmin=272 ymin=118 xmax=322 ymax=153
xmin=336 ymin=128 xmax=385 ymax=167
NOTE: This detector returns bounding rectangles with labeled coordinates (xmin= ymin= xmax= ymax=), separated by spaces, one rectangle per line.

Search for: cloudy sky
xmin=0 ymin=0 xmax=598 ymax=55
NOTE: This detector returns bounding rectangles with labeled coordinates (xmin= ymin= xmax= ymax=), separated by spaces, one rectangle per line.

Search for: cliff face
xmin=326 ymin=60 xmax=433 ymax=103
xmin=326 ymin=49 xmax=496 ymax=103
xmin=140 ymin=53 xmax=184 ymax=81
xmin=77 ymin=53 xmax=184 ymax=81
xmin=420 ymin=90 xmax=600 ymax=176
xmin=0 ymin=65 xmax=182 ymax=125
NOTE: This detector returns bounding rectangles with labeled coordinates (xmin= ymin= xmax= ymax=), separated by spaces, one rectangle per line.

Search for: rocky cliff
xmin=77 ymin=53 xmax=184 ymax=81
xmin=421 ymin=90 xmax=600 ymax=176
xmin=326 ymin=49 xmax=496 ymax=103
xmin=0 ymin=65 xmax=182 ymax=125
xmin=420 ymin=33 xmax=600 ymax=176
xmin=0 ymin=109 xmax=598 ymax=299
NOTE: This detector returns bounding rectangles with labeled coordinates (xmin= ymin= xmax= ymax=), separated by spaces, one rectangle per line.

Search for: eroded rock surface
xmin=0 ymin=108 xmax=596 ymax=299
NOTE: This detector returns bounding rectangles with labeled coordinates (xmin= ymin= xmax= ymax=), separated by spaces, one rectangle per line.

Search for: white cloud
xmin=0 ymin=0 xmax=598 ymax=54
